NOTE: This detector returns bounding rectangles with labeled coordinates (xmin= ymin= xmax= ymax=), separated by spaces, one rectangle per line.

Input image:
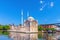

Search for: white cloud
xmin=40 ymin=8 xmax=43 ymax=11
xmin=40 ymin=0 xmax=43 ymax=4
xmin=40 ymin=3 xmax=46 ymax=11
xmin=50 ymin=2 xmax=54 ymax=7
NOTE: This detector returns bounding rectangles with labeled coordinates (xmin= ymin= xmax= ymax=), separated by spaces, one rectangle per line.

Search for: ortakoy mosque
xmin=10 ymin=11 xmax=38 ymax=32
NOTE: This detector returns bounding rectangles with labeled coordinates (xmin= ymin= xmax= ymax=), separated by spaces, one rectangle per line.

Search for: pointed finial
xmin=27 ymin=11 xmax=29 ymax=17
xmin=21 ymin=9 xmax=23 ymax=16
xmin=21 ymin=9 xmax=23 ymax=27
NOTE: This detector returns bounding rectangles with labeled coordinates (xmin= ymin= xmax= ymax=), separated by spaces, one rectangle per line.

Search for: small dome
xmin=28 ymin=16 xmax=34 ymax=21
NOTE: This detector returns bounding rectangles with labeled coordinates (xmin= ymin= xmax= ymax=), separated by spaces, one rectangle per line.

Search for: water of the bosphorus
xmin=0 ymin=31 xmax=60 ymax=40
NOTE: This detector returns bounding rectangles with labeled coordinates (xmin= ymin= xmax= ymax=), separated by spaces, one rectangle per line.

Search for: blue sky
xmin=0 ymin=0 xmax=60 ymax=25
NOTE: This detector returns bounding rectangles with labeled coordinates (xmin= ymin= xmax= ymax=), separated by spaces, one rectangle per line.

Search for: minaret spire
xmin=21 ymin=9 xmax=23 ymax=27
xmin=27 ymin=11 xmax=29 ymax=18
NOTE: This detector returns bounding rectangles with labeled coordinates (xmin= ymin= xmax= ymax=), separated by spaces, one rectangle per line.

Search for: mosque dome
xmin=28 ymin=16 xmax=34 ymax=21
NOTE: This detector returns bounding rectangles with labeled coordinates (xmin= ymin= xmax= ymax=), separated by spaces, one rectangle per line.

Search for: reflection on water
xmin=9 ymin=32 xmax=38 ymax=40
xmin=38 ymin=32 xmax=60 ymax=40
xmin=1 ymin=31 xmax=60 ymax=40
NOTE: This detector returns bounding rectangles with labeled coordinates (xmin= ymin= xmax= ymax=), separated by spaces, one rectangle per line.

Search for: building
xmin=40 ymin=24 xmax=56 ymax=29
xmin=9 ymin=10 xmax=38 ymax=32
xmin=9 ymin=16 xmax=38 ymax=32
xmin=24 ymin=16 xmax=38 ymax=32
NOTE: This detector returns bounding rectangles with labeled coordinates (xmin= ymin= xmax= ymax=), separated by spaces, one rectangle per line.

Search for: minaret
xmin=27 ymin=11 xmax=29 ymax=18
xmin=21 ymin=10 xmax=23 ymax=27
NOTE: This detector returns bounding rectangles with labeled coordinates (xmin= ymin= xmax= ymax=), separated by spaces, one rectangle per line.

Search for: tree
xmin=46 ymin=28 xmax=56 ymax=31
xmin=3 ymin=25 xmax=10 ymax=30
xmin=38 ymin=25 xmax=44 ymax=31
xmin=0 ymin=25 xmax=3 ymax=30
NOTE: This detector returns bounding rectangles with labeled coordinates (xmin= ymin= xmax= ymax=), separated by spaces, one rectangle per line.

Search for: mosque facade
xmin=10 ymin=16 xmax=38 ymax=32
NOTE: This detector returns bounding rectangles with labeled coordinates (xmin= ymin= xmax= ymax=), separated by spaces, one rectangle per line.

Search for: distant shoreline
xmin=0 ymin=30 xmax=60 ymax=33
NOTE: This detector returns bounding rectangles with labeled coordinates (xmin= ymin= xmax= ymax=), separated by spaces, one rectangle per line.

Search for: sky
xmin=0 ymin=0 xmax=60 ymax=25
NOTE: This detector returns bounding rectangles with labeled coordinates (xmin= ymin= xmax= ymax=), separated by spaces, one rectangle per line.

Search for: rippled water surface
xmin=0 ymin=32 xmax=60 ymax=40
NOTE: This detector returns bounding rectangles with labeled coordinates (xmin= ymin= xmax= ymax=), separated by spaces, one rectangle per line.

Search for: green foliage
xmin=3 ymin=25 xmax=10 ymax=30
xmin=0 ymin=30 xmax=3 ymax=35
xmin=0 ymin=25 xmax=3 ymax=30
xmin=38 ymin=32 xmax=43 ymax=38
xmin=0 ymin=25 xmax=10 ymax=30
xmin=38 ymin=34 xmax=43 ymax=38
xmin=50 ymin=28 xmax=56 ymax=31
xmin=38 ymin=25 xmax=44 ymax=31
xmin=0 ymin=30 xmax=9 ymax=35
xmin=45 ymin=28 xmax=56 ymax=31
xmin=3 ymin=31 xmax=9 ymax=35
xmin=38 ymin=25 xmax=56 ymax=31
xmin=45 ymin=28 xmax=50 ymax=30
